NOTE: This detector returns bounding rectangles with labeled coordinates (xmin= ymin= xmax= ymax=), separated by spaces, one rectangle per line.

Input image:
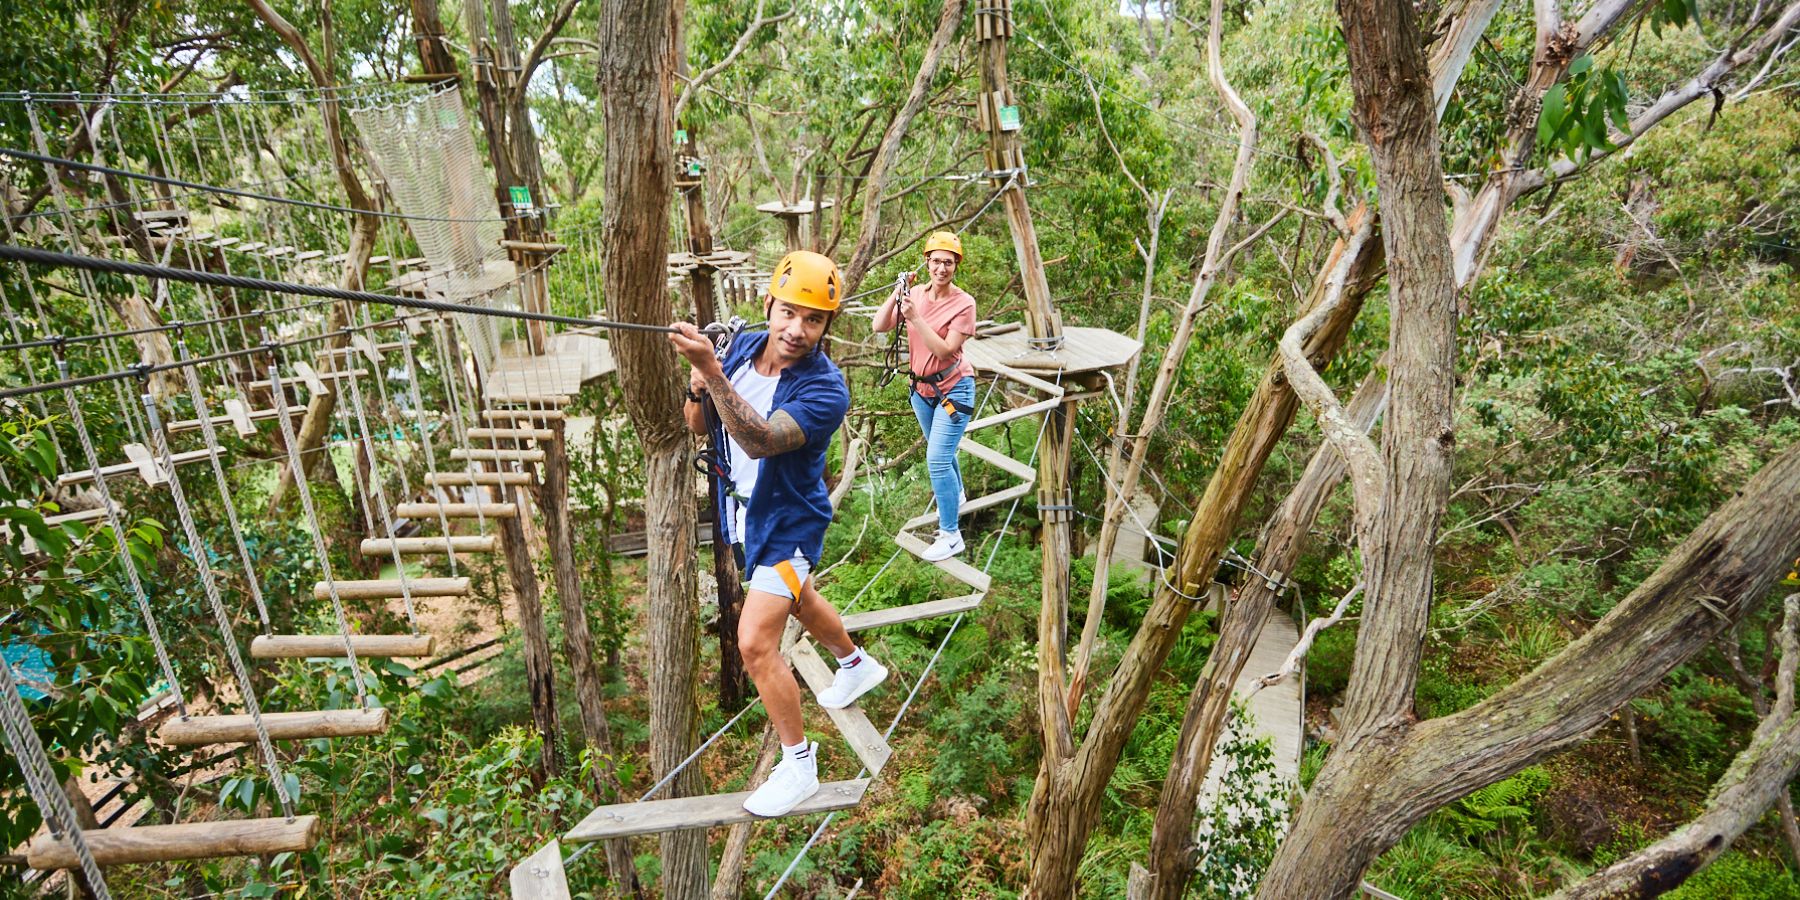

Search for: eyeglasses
xmin=926 ymin=257 xmax=958 ymax=268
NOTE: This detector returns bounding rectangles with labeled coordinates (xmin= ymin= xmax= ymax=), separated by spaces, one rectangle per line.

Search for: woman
xmin=874 ymin=231 xmax=978 ymax=561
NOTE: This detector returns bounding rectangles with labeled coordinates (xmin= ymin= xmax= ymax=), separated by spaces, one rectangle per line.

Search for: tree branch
xmin=671 ymin=1 xmax=794 ymax=124
xmin=515 ymin=0 xmax=582 ymax=102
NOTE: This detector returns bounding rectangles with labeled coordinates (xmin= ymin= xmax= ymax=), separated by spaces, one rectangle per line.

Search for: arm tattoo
xmin=703 ymin=370 xmax=808 ymax=458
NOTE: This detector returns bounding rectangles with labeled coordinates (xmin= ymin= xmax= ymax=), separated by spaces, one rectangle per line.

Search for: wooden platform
xmin=963 ymin=325 xmax=1141 ymax=375
xmin=755 ymin=199 xmax=833 ymax=216
xmin=1196 ymin=614 xmax=1304 ymax=814
xmin=484 ymin=332 xmax=613 ymax=399
xmin=563 ymin=780 xmax=869 ymax=842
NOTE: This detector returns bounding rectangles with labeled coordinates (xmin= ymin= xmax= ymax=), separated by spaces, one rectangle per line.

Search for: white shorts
xmin=746 ymin=552 xmax=811 ymax=600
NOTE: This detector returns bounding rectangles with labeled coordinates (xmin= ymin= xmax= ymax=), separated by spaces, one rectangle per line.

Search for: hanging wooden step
xmin=394 ymin=501 xmax=519 ymax=519
xmin=958 ymin=437 xmax=1037 ymax=480
xmin=842 ymin=594 xmax=984 ymax=633
xmin=158 ymin=708 xmax=389 ymax=746
xmin=967 ymin=397 xmax=1060 ymax=433
xmin=57 ymin=448 xmax=214 ymax=487
xmin=250 ymin=634 xmax=437 ymax=658
xmin=902 ymin=482 xmax=1034 ymax=532
xmin=450 ymin=448 xmax=546 ymax=464
xmin=26 ymin=815 xmax=322 ymax=869
xmin=788 ymin=641 xmax=892 ymax=775
xmin=483 ymin=409 xmax=565 ymax=423
xmin=313 ymin=577 xmax=470 ymax=600
xmin=562 ymin=780 xmax=869 ymax=842
xmin=485 ymin=393 xmax=571 ymax=407
xmin=167 ymin=403 xmax=307 ymax=437
xmin=42 ymin=503 xmax=119 ymax=527
xmin=358 ymin=535 xmax=497 ymax=556
xmin=894 ymin=530 xmax=992 ymax=593
xmin=425 ymin=470 xmax=534 ymax=487
xmin=245 ymin=366 xmax=367 ymax=397
xmin=466 ymin=427 xmax=556 ymax=442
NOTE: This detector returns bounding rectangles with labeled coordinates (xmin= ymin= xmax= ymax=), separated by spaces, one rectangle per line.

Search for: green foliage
xmin=1192 ymin=705 xmax=1289 ymax=899
xmin=1440 ymin=766 xmax=1552 ymax=842
xmin=1666 ymin=850 xmax=1800 ymax=899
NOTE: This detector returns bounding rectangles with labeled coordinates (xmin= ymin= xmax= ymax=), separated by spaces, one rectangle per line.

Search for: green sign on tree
xmin=998 ymin=105 xmax=1022 ymax=132
xmin=508 ymin=185 xmax=533 ymax=211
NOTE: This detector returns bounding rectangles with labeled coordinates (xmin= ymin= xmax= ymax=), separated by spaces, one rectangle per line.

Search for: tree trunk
xmin=1258 ymin=445 xmax=1800 ymax=897
xmin=597 ymin=1 xmax=709 ymax=897
xmin=534 ymin=421 xmax=641 ymax=896
xmin=1147 ymin=365 xmax=1388 ymax=899
xmin=838 ymin=0 xmax=967 ymax=297
xmin=1023 ymin=203 xmax=1377 ymax=896
xmin=497 ymin=478 xmax=562 ymax=777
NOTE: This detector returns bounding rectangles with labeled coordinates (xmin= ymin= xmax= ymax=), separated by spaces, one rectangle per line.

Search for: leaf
xmin=424 ymin=808 xmax=450 ymax=827
xmin=1538 ymin=85 xmax=1567 ymax=146
xmin=1568 ymin=54 xmax=1593 ymax=77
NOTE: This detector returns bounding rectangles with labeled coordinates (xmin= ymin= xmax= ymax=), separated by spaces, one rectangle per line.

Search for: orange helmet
xmin=768 ymin=250 xmax=842 ymax=312
xmin=924 ymin=231 xmax=963 ymax=260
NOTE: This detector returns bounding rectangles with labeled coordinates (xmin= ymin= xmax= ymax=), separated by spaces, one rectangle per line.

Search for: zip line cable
xmin=0 ymin=146 xmax=529 ymax=225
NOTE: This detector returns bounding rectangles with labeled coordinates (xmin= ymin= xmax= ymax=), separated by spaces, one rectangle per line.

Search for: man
xmin=669 ymin=249 xmax=888 ymax=817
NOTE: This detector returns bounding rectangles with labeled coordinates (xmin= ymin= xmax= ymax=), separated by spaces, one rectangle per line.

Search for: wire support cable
xmin=0 ymin=146 xmax=528 ymax=225
xmin=0 ymin=296 xmax=340 ymax=354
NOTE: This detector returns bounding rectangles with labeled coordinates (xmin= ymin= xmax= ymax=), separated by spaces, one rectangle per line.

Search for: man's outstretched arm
xmin=701 ymin=369 xmax=807 ymax=458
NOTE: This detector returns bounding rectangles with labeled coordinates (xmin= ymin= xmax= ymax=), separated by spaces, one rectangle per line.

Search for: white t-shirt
xmin=725 ymin=359 xmax=781 ymax=541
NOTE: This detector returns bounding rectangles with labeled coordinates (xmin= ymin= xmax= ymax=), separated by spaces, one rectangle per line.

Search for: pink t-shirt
xmin=906 ymin=284 xmax=977 ymax=396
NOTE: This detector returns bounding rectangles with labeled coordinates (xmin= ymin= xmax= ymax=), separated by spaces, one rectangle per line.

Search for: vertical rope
xmin=140 ymin=393 xmax=295 ymax=819
xmin=58 ymin=362 xmax=188 ymax=717
xmin=400 ymin=329 xmax=458 ymax=574
xmin=343 ymin=361 xmax=420 ymax=631
xmin=0 ymin=659 xmax=113 ymax=897
xmin=267 ymin=349 xmax=372 ymax=705
xmin=173 ymin=339 xmax=272 ymax=631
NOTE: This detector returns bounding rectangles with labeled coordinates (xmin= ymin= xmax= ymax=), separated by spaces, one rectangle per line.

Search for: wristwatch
xmin=685 ymin=387 xmax=706 ymax=403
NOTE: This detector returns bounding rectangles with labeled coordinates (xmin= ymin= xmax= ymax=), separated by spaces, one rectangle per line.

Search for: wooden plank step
xmin=57 ymin=448 xmax=214 ymax=487
xmin=893 ymin=531 xmax=992 ymax=593
xmin=312 ymin=577 xmax=469 ymax=600
xmin=903 ymin=482 xmax=1033 ymax=531
xmin=967 ymin=397 xmax=1060 ymax=433
xmin=511 ymin=839 xmax=573 ymax=900
xmin=250 ymin=634 xmax=437 ymax=658
xmin=425 ymin=470 xmax=534 ymax=487
xmin=168 ymin=403 xmax=309 ymax=436
xmin=563 ymin=780 xmax=869 ymax=843
xmin=485 ymin=393 xmax=572 ymax=407
xmin=467 ymin=427 xmax=556 ymax=442
xmin=44 ymin=505 xmax=117 ymax=527
xmin=394 ymin=501 xmax=518 ymax=519
xmin=842 ymin=594 xmax=984 ymax=633
xmin=984 ymin=360 xmax=1067 ymax=397
xmin=158 ymin=708 xmax=389 ymax=746
xmin=26 ymin=815 xmax=321 ymax=869
xmin=450 ymin=448 xmax=546 ymax=463
xmin=122 ymin=443 xmax=168 ymax=484
xmin=245 ymin=367 xmax=367 ymax=394
xmin=483 ymin=408 xmax=565 ymax=422
xmin=789 ymin=641 xmax=892 ymax=775
xmin=958 ymin=437 xmax=1037 ymax=480
xmin=359 ymin=535 xmax=497 ymax=555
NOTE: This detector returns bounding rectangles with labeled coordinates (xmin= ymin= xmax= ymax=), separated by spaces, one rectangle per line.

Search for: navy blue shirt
xmin=710 ymin=332 xmax=850 ymax=572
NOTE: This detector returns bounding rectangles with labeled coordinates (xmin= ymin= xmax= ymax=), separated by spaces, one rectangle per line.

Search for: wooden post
xmin=679 ymin=136 xmax=751 ymax=712
xmin=808 ymin=167 xmax=827 ymax=252
xmin=780 ymin=213 xmax=802 ymax=252
xmin=534 ymin=419 xmax=642 ymax=893
xmin=495 ymin=473 xmax=562 ymax=777
xmin=975 ymin=0 xmax=1075 ymax=646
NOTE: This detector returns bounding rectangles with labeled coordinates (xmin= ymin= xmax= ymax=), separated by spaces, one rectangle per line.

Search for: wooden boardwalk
xmin=1197 ymin=612 xmax=1304 ymax=808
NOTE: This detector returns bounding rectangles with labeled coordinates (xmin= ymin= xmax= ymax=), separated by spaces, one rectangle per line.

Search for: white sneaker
xmin=920 ymin=529 xmax=965 ymax=562
xmin=816 ymin=654 xmax=889 ymax=710
xmin=742 ymin=744 xmax=820 ymax=817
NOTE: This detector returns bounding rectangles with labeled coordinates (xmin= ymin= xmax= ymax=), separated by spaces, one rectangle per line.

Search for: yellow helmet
xmin=767 ymin=250 xmax=842 ymax=312
xmin=924 ymin=231 xmax=963 ymax=260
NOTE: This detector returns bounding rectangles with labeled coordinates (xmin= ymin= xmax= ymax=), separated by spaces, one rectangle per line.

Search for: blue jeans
xmin=909 ymin=375 xmax=976 ymax=533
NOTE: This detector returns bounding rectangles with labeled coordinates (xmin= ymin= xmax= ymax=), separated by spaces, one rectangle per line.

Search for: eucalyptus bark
xmin=1146 ymin=365 xmax=1388 ymax=899
xmin=1023 ymin=201 xmax=1377 ymax=898
xmin=598 ymin=1 xmax=708 ymax=897
xmin=534 ymin=422 xmax=641 ymax=896
xmin=839 ymin=0 xmax=967 ymax=297
xmin=1258 ymin=446 xmax=1800 ymax=897
xmin=496 ymin=479 xmax=561 ymax=777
